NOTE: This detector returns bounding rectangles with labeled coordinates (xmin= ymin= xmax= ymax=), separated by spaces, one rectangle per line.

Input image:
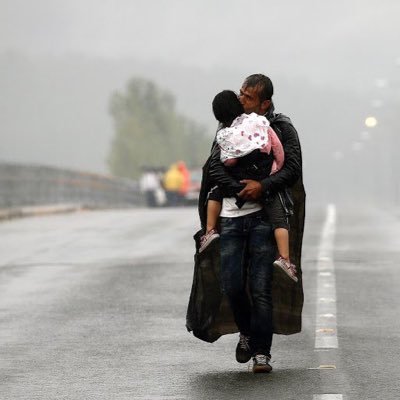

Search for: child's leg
xmin=199 ymin=196 xmax=222 ymax=253
xmin=206 ymin=200 xmax=221 ymax=233
xmin=273 ymin=226 xmax=297 ymax=282
xmin=268 ymin=193 xmax=297 ymax=281
xmin=274 ymin=228 xmax=290 ymax=261
xmin=267 ymin=193 xmax=291 ymax=261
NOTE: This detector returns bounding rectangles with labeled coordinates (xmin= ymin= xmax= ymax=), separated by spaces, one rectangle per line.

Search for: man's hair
xmin=243 ymin=74 xmax=274 ymax=102
xmin=212 ymin=90 xmax=244 ymax=126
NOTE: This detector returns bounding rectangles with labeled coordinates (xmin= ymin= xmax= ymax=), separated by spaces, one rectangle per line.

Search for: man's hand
xmin=238 ymin=179 xmax=262 ymax=200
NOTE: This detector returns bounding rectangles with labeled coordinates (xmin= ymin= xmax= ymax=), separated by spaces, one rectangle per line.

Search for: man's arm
xmin=208 ymin=142 xmax=244 ymax=197
xmin=260 ymin=122 xmax=302 ymax=195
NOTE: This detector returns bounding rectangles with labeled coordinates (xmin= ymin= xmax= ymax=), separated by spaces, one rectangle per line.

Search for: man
xmin=206 ymin=74 xmax=305 ymax=373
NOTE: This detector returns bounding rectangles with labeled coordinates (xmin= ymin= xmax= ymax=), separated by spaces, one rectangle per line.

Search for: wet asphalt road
xmin=0 ymin=205 xmax=399 ymax=399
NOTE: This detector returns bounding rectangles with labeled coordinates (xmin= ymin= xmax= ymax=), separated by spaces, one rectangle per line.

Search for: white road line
xmin=313 ymin=395 xmax=343 ymax=400
xmin=315 ymin=204 xmax=338 ymax=349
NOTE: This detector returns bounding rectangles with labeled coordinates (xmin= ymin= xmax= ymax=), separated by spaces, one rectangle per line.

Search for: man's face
xmin=239 ymin=84 xmax=270 ymax=115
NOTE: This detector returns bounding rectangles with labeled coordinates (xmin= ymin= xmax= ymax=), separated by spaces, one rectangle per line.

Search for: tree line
xmin=108 ymin=78 xmax=211 ymax=179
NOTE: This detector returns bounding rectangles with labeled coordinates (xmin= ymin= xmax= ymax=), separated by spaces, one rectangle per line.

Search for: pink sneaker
xmin=199 ymin=229 xmax=220 ymax=253
xmin=273 ymin=257 xmax=298 ymax=283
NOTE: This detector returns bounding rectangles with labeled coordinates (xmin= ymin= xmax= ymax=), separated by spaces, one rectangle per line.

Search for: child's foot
xmin=273 ymin=257 xmax=298 ymax=282
xmin=199 ymin=229 xmax=220 ymax=253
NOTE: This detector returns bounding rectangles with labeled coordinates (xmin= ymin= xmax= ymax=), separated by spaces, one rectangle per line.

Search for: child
xmin=199 ymin=90 xmax=297 ymax=283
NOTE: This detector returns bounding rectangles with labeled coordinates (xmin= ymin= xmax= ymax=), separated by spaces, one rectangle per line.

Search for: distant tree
xmin=108 ymin=78 xmax=210 ymax=178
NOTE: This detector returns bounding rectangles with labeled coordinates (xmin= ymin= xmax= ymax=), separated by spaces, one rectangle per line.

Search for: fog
xmin=1 ymin=0 xmax=399 ymax=205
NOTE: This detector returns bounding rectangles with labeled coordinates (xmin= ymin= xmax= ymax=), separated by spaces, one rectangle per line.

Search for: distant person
xmin=163 ymin=163 xmax=184 ymax=206
xmin=139 ymin=167 xmax=165 ymax=207
xmin=199 ymin=90 xmax=298 ymax=283
xmin=176 ymin=161 xmax=190 ymax=205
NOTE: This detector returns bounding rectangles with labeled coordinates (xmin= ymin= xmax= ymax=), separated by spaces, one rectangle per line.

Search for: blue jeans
xmin=220 ymin=212 xmax=275 ymax=355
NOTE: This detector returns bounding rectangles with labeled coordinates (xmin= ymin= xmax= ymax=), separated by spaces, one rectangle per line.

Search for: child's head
xmin=212 ymin=90 xmax=244 ymax=127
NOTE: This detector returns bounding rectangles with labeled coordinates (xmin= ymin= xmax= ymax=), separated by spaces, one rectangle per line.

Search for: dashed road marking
xmin=313 ymin=205 xmax=343 ymax=400
xmin=308 ymin=364 xmax=337 ymax=370
xmin=315 ymin=204 xmax=338 ymax=349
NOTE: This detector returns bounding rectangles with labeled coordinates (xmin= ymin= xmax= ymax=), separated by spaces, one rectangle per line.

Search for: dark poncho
xmin=186 ymin=111 xmax=306 ymax=342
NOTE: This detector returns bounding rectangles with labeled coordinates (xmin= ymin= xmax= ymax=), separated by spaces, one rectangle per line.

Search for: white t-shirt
xmin=220 ymin=197 xmax=262 ymax=218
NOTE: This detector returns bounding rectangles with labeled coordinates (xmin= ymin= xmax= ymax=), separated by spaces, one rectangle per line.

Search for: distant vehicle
xmin=140 ymin=166 xmax=202 ymax=207
xmin=184 ymin=169 xmax=202 ymax=205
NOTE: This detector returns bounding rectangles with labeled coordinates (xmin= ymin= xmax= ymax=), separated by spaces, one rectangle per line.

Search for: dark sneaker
xmin=252 ymin=354 xmax=272 ymax=373
xmin=199 ymin=229 xmax=220 ymax=253
xmin=273 ymin=257 xmax=298 ymax=283
xmin=235 ymin=334 xmax=252 ymax=363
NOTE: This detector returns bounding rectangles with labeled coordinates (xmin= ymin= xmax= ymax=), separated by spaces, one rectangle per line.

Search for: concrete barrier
xmin=0 ymin=163 xmax=144 ymax=216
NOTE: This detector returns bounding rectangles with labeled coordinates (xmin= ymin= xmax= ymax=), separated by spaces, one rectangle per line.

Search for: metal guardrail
xmin=0 ymin=163 xmax=144 ymax=209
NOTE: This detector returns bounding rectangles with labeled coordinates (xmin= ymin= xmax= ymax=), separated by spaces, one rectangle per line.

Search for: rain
xmin=0 ymin=1 xmax=399 ymax=399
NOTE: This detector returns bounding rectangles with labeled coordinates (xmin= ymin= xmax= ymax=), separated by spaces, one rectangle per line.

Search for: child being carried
xmin=200 ymin=90 xmax=297 ymax=283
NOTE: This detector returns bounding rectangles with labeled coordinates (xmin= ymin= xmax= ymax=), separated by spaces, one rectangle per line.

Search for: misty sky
xmin=1 ymin=0 xmax=400 ymax=81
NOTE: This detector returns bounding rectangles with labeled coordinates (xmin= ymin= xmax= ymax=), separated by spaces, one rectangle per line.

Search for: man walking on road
xmin=204 ymin=74 xmax=305 ymax=373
